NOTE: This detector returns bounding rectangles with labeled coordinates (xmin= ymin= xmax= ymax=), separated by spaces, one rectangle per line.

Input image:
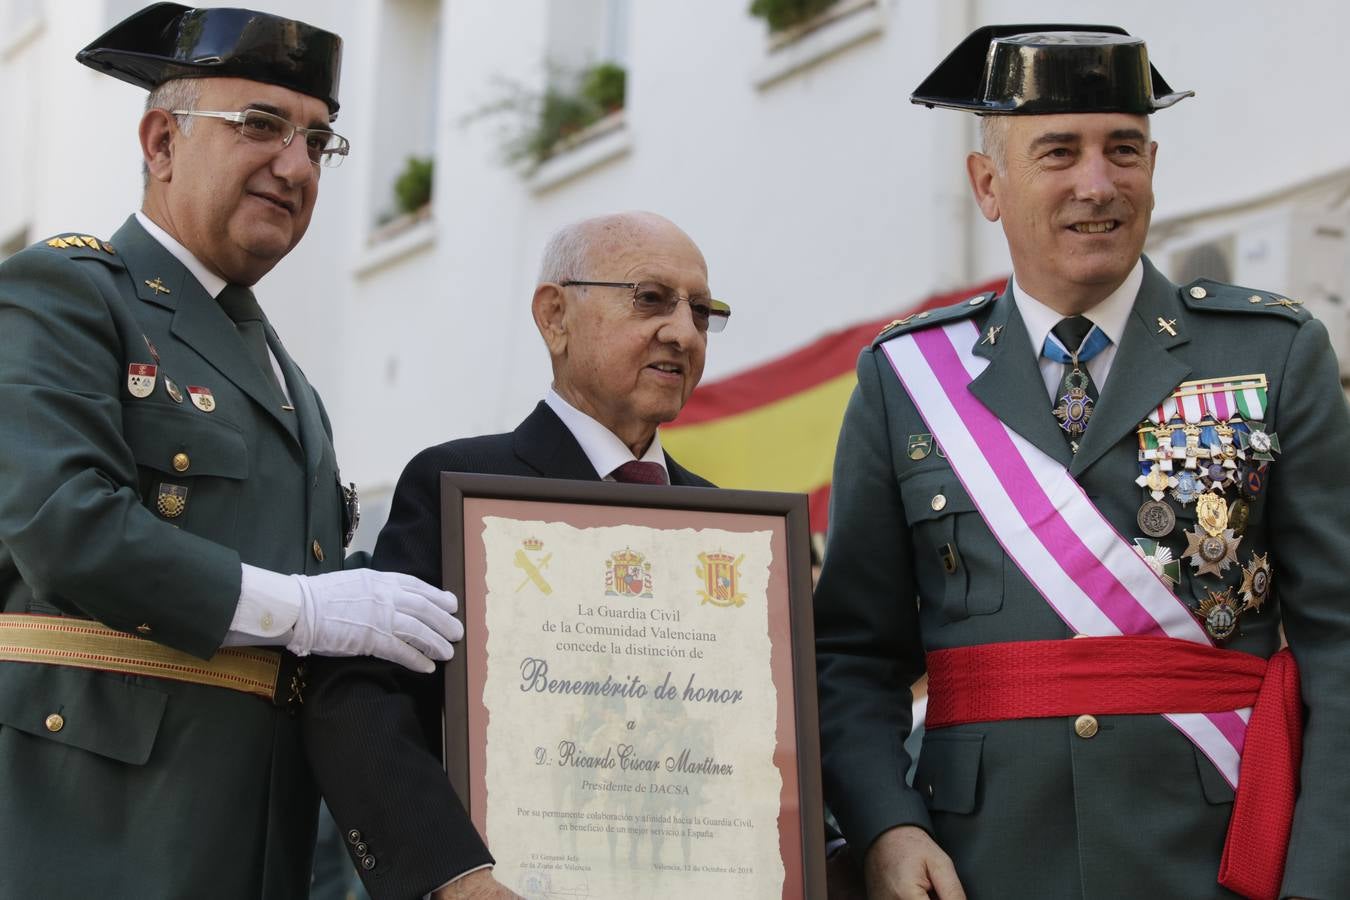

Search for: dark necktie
xmin=611 ymin=461 xmax=669 ymax=485
xmin=1041 ymin=316 xmax=1111 ymax=446
xmin=217 ymin=284 xmax=285 ymax=402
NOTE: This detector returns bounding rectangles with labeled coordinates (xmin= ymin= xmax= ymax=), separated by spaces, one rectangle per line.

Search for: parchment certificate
xmin=472 ymin=515 xmax=787 ymax=899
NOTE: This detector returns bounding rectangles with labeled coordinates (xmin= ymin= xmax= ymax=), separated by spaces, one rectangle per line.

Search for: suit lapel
xmin=968 ymin=290 xmax=1075 ymax=468
xmin=113 ymin=218 xmax=300 ymax=446
xmin=513 ymin=402 xmax=602 ymax=480
xmin=1070 ymin=260 xmax=1191 ymax=476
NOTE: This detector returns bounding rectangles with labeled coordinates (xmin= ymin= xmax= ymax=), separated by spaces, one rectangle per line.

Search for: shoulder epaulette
xmin=39 ymin=234 xmax=122 ymax=264
xmin=872 ymin=291 xmax=996 ymax=347
xmin=1180 ymin=278 xmax=1306 ymax=321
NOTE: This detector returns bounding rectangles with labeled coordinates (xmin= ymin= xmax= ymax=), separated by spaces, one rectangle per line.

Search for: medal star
xmin=1133 ymin=538 xmax=1179 ymax=589
xmin=1240 ymin=552 xmax=1273 ymax=611
xmin=1183 ymin=526 xmax=1240 ymax=577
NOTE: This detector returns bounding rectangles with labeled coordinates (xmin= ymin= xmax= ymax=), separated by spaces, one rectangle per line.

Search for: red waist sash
xmin=925 ymin=636 xmax=1302 ymax=900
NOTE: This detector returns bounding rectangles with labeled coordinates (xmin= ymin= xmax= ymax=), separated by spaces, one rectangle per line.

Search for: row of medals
xmin=1132 ymin=418 xmax=1276 ymax=640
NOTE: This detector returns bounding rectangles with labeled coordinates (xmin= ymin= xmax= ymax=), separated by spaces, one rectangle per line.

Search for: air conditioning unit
xmin=1154 ymin=206 xmax=1350 ymax=380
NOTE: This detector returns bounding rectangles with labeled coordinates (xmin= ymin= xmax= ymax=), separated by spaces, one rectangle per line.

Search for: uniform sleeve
xmin=1266 ymin=317 xmax=1350 ymax=899
xmin=813 ymin=348 xmax=931 ymax=853
xmin=0 ymin=250 xmax=239 ymax=658
xmin=303 ymin=447 xmax=492 ymax=899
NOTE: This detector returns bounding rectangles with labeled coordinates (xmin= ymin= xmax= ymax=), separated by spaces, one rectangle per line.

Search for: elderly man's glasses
xmin=560 ymin=280 xmax=731 ymax=333
xmin=170 ymin=108 xmax=350 ymax=168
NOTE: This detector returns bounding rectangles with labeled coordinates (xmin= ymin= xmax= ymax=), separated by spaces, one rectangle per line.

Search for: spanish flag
xmin=663 ymin=278 xmax=1006 ymax=533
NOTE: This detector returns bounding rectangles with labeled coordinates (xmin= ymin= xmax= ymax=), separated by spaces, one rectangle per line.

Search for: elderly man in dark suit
xmin=304 ymin=211 xmax=724 ymax=899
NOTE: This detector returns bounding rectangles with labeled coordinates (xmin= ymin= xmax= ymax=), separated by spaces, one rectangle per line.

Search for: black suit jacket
xmin=303 ymin=402 xmax=712 ymax=899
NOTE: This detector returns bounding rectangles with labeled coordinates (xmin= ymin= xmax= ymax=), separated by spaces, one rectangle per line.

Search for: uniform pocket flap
xmin=122 ymin=403 xmax=248 ymax=479
xmin=913 ymin=731 xmax=983 ymax=814
xmin=0 ymin=662 xmax=167 ymax=765
xmin=1194 ymin=745 xmax=1236 ymax=805
xmin=900 ymin=472 xmax=976 ymax=526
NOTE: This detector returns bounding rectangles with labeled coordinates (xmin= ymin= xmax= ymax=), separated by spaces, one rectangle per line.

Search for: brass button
xmin=1189 ymin=286 xmax=1207 ymax=299
xmin=312 ymin=540 xmax=325 ymax=562
xmin=44 ymin=713 xmax=65 ymax=733
xmin=136 ymin=623 xmax=152 ymax=635
xmin=346 ymin=830 xmax=361 ymax=845
xmin=171 ymin=452 xmax=190 ymax=473
xmin=361 ymin=855 xmax=376 ymax=871
xmin=1074 ymin=714 xmax=1099 ymax=739
xmin=931 ymin=494 xmax=947 ymax=512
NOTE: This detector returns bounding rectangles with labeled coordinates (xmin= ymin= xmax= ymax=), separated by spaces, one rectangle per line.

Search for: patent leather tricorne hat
xmin=911 ymin=24 xmax=1192 ymax=115
xmin=77 ymin=3 xmax=343 ymax=117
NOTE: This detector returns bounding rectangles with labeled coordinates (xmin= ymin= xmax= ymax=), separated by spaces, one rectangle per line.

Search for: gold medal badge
xmin=1196 ymin=588 xmax=1242 ymax=641
xmin=155 ymin=483 xmax=189 ymax=519
xmin=187 ymin=385 xmax=216 ymax=412
xmin=1195 ymin=492 xmax=1229 ymax=537
xmin=1240 ymin=553 xmax=1273 ymax=612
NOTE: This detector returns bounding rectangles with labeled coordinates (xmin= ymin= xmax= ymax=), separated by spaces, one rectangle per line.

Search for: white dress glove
xmin=287 ymin=568 xmax=464 ymax=673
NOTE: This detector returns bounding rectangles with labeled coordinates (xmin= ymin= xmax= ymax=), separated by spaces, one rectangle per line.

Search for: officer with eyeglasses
xmin=0 ymin=5 xmax=465 ymax=897
xmin=301 ymin=211 xmax=724 ymax=899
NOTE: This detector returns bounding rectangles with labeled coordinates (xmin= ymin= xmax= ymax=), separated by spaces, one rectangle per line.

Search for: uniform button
xmin=916 ymin=311 xmax=931 ymax=319
xmin=354 ymin=842 xmax=368 ymax=857
xmin=136 ymin=623 xmax=152 ymax=635
xmin=1189 ymin=286 xmax=1208 ymax=299
xmin=171 ymin=452 xmax=190 ymax=473
xmin=361 ymin=855 xmax=376 ymax=871
xmin=925 ymin=782 xmax=935 ymax=798
xmin=312 ymin=540 xmax=325 ymax=562
xmin=45 ymin=713 xmax=65 ymax=733
xmin=1074 ymin=714 xmax=1099 ymax=739
xmin=931 ymin=494 xmax=947 ymax=512
xmin=967 ymin=294 xmax=986 ymax=306
xmin=346 ymin=830 xmax=361 ymax=845
xmin=260 ymin=612 xmax=274 ymax=631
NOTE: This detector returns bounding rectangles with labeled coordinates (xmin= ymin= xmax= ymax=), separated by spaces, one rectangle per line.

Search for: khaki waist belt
xmin=0 ymin=613 xmax=303 ymax=707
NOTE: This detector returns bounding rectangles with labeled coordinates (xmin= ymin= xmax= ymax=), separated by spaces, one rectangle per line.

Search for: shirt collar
xmin=1012 ymin=259 xmax=1143 ymax=357
xmin=544 ymin=388 xmax=669 ymax=481
xmin=135 ymin=211 xmax=228 ymax=299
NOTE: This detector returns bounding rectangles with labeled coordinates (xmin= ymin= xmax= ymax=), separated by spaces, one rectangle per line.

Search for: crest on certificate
xmin=605 ymin=547 xmax=653 ymax=599
xmin=696 ymin=550 xmax=746 ymax=608
xmin=512 ymin=537 xmax=552 ymax=595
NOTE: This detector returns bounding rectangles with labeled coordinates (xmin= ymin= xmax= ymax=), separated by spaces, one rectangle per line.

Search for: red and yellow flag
xmin=664 ymin=278 xmax=1006 ymax=533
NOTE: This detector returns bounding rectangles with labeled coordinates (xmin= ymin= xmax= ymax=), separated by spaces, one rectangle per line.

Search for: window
xmin=368 ymin=0 xmax=442 ymax=239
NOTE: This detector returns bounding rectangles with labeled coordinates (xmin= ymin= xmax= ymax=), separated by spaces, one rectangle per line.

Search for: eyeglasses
xmin=560 ymin=280 xmax=731 ymax=333
xmin=170 ymin=108 xmax=350 ymax=168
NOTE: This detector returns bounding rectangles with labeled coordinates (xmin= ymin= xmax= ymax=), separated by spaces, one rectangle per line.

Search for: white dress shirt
xmin=544 ymin=388 xmax=670 ymax=481
xmin=1013 ymin=259 xmax=1143 ymax=401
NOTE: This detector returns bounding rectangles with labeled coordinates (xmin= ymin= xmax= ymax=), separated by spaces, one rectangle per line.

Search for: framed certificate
xmin=440 ymin=474 xmax=825 ymax=899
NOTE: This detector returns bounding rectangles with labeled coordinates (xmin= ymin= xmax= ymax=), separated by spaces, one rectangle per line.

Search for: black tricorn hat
xmin=76 ymin=3 xmax=343 ymax=117
xmin=911 ymin=24 xmax=1192 ymax=115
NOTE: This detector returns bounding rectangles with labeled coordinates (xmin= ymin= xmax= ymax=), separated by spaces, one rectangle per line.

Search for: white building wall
xmin=4 ymin=0 xmax=1348 ymax=541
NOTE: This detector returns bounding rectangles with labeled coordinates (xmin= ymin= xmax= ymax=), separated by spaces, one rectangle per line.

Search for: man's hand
xmin=431 ymin=868 xmax=523 ymax=899
xmin=287 ymin=569 xmax=463 ymax=673
xmin=864 ymin=825 xmax=966 ymax=900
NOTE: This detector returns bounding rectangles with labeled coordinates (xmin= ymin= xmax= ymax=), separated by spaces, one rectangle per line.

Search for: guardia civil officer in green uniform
xmin=0 ymin=5 xmax=466 ymax=897
xmin=816 ymin=25 xmax=1349 ymax=900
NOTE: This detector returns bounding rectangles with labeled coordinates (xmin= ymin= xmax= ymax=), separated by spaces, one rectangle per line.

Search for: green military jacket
xmin=815 ymin=259 xmax=1350 ymax=899
xmin=0 ymin=216 xmax=346 ymax=897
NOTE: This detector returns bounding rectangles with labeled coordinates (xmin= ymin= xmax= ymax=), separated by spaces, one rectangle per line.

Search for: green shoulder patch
xmin=872 ymin=291 xmax=996 ymax=347
xmin=1180 ymin=278 xmax=1306 ymax=320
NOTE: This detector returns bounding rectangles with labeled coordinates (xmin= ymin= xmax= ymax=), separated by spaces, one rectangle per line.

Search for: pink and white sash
xmin=881 ymin=318 xmax=1249 ymax=787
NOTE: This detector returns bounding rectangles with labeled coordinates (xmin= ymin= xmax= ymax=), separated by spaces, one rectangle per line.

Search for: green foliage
xmin=465 ymin=62 xmax=628 ymax=169
xmin=393 ymin=156 xmax=433 ymax=214
xmin=582 ymin=62 xmax=626 ymax=112
xmin=748 ymin=0 xmax=841 ymax=32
